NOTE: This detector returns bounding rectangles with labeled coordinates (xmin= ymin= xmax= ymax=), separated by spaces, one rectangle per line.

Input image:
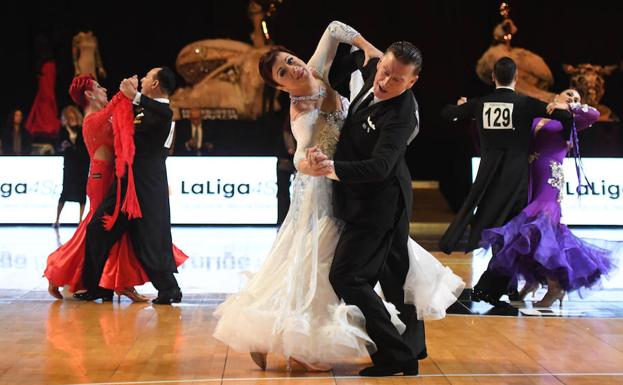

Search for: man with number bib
xmin=439 ymin=57 xmax=573 ymax=306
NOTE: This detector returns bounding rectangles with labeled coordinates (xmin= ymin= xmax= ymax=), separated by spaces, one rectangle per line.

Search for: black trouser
xmin=472 ymin=190 xmax=528 ymax=301
xmin=329 ymin=202 xmax=417 ymax=366
xmin=473 ymin=241 xmax=517 ymax=301
xmin=83 ymin=180 xmax=179 ymax=297
xmin=379 ymin=208 xmax=426 ymax=360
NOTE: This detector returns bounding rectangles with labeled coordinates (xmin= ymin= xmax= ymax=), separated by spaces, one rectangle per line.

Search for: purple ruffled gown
xmin=481 ymin=104 xmax=615 ymax=292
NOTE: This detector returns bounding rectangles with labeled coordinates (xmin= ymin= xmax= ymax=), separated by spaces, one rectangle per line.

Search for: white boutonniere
xmin=134 ymin=112 xmax=144 ymax=124
xmin=363 ymin=116 xmax=376 ymax=133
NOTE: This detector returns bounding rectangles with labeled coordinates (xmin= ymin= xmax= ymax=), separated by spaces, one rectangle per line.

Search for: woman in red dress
xmin=44 ymin=75 xmax=188 ymax=301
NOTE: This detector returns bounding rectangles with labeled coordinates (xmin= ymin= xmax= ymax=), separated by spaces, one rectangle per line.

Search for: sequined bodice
xmin=82 ymin=92 xmax=127 ymax=159
xmin=83 ymin=112 xmax=114 ymax=159
xmin=314 ymin=109 xmax=344 ymax=158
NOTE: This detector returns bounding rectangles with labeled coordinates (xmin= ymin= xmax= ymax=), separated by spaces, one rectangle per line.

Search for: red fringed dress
xmin=44 ymin=92 xmax=188 ymax=292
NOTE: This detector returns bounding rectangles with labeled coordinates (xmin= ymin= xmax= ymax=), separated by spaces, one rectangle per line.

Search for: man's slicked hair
xmin=493 ymin=57 xmax=517 ymax=86
xmin=156 ymin=67 xmax=176 ymax=96
xmin=386 ymin=41 xmax=423 ymax=75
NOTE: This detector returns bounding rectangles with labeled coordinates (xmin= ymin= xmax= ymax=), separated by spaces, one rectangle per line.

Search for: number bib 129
xmin=483 ymin=102 xmax=514 ymax=130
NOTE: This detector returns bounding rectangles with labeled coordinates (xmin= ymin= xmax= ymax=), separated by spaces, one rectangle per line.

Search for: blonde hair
xmin=61 ymin=105 xmax=84 ymax=127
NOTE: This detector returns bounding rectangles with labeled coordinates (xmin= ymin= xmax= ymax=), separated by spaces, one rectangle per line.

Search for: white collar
xmin=362 ymin=89 xmax=381 ymax=106
xmin=154 ymin=97 xmax=170 ymax=104
xmin=496 ymin=86 xmax=515 ymax=91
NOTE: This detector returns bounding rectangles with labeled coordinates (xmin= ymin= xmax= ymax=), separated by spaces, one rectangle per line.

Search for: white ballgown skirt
xmin=213 ymin=174 xmax=464 ymax=363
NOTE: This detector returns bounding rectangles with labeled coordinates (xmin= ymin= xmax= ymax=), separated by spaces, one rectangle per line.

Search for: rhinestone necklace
xmin=290 ymin=84 xmax=326 ymax=104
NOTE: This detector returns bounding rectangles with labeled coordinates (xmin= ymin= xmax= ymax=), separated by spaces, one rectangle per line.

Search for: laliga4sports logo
xmin=175 ymin=178 xmax=277 ymax=198
xmin=565 ymin=179 xmax=622 ymax=200
xmin=0 ymin=180 xmax=60 ymax=198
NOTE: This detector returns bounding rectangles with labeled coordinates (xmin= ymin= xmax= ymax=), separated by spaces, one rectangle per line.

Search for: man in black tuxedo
xmin=311 ymin=42 xmax=424 ymax=377
xmin=439 ymin=57 xmax=573 ymax=305
xmin=80 ymin=67 xmax=182 ymax=305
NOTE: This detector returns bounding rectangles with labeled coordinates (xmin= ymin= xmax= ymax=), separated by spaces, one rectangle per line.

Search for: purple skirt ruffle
xmin=481 ymin=212 xmax=614 ymax=291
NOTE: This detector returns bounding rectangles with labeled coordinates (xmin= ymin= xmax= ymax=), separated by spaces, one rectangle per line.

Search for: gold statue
xmin=170 ymin=0 xmax=282 ymax=120
xmin=564 ymin=63 xmax=620 ymax=122
xmin=476 ymin=2 xmax=555 ymax=102
xmin=72 ymin=31 xmax=106 ymax=80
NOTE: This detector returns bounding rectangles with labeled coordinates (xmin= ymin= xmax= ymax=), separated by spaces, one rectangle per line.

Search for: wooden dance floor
xmin=0 ymin=226 xmax=622 ymax=385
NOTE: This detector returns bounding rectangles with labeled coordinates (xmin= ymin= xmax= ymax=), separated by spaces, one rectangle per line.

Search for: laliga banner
xmin=0 ymin=156 xmax=277 ymax=225
xmin=472 ymin=158 xmax=623 ymax=225
xmin=0 ymin=157 xmax=68 ymax=224
xmin=167 ymin=157 xmax=277 ymax=224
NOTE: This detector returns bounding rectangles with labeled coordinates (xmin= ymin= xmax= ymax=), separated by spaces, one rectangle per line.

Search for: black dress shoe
xmin=471 ymin=287 xmax=502 ymax=306
xmin=507 ymin=289 xmax=522 ymax=302
xmin=416 ymin=349 xmax=428 ymax=360
xmin=152 ymin=292 xmax=182 ymax=305
xmin=359 ymin=360 xmax=418 ymax=377
xmin=73 ymin=289 xmax=113 ymax=302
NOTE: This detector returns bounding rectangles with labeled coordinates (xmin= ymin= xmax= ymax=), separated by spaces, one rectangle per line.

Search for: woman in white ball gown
xmin=213 ymin=20 xmax=465 ymax=371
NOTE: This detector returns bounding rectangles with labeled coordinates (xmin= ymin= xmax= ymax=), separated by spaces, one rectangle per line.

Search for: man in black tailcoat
xmin=311 ymin=41 xmax=425 ymax=377
xmin=79 ymin=67 xmax=182 ymax=305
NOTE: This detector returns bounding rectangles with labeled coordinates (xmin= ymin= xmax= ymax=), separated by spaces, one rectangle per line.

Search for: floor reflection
xmin=0 ymin=225 xmax=621 ymax=299
xmin=0 ymin=226 xmax=277 ymax=294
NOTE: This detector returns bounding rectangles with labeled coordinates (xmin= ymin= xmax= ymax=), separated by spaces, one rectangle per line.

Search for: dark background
xmin=3 ymin=0 xmax=622 ymax=207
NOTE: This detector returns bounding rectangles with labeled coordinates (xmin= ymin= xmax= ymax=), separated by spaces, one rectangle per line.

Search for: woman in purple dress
xmin=480 ymin=89 xmax=615 ymax=307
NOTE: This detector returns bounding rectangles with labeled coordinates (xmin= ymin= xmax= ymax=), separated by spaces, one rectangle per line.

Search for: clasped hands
xmin=546 ymin=95 xmax=570 ymax=114
xmin=305 ymin=146 xmax=334 ymax=177
xmin=119 ymin=75 xmax=139 ymax=100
